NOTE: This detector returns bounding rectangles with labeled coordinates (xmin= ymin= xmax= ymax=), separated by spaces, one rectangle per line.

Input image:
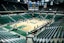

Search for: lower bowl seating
xmin=33 ymin=19 xmax=64 ymax=43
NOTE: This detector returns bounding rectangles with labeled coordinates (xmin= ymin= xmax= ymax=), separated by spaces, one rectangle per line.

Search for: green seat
xmin=11 ymin=15 xmax=24 ymax=21
xmin=17 ymin=25 xmax=26 ymax=29
xmin=34 ymin=14 xmax=39 ymax=17
xmin=13 ymin=29 xmax=27 ymax=36
xmin=54 ymin=15 xmax=63 ymax=21
xmin=4 ymin=24 xmax=12 ymax=29
xmin=0 ymin=28 xmax=5 ymax=31
xmin=42 ymin=14 xmax=46 ymax=17
xmin=22 ymin=14 xmax=32 ymax=19
xmin=0 ymin=16 xmax=13 ymax=24
xmin=46 ymin=15 xmax=53 ymax=19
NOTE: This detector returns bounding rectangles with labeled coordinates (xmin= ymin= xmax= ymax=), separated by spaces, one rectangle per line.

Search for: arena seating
xmin=34 ymin=14 xmax=39 ymax=17
xmin=0 ymin=31 xmax=19 ymax=39
xmin=0 ymin=14 xmax=63 ymax=24
xmin=4 ymin=23 xmax=27 ymax=36
xmin=0 ymin=15 xmax=14 ymax=24
xmin=13 ymin=29 xmax=27 ymax=36
xmin=10 ymin=14 xmax=32 ymax=21
xmin=4 ymin=38 xmax=26 ymax=43
xmin=10 ymin=15 xmax=24 ymax=21
xmin=14 ymin=3 xmax=25 ymax=10
xmin=1 ymin=14 xmax=33 ymax=36
xmin=4 ymin=24 xmax=27 ymax=36
xmin=22 ymin=14 xmax=32 ymax=19
xmin=3 ymin=3 xmax=15 ymax=11
xmin=33 ymin=14 xmax=53 ymax=20
xmin=50 ymin=19 xmax=64 ymax=26
xmin=0 ymin=13 xmax=64 ymax=43
xmin=46 ymin=15 xmax=53 ymax=19
xmin=54 ymin=15 xmax=63 ymax=21
xmin=4 ymin=24 xmax=12 ymax=29
xmin=0 ymin=28 xmax=6 ymax=31
xmin=0 ymin=4 xmax=5 ymax=11
xmin=0 ymin=0 xmax=64 ymax=43
xmin=0 ymin=1 xmax=28 ymax=11
xmin=37 ymin=26 xmax=62 ymax=38
xmin=0 ymin=14 xmax=32 ymax=24
xmin=0 ymin=27 xmax=26 ymax=43
xmin=41 ymin=14 xmax=46 ymax=17
xmin=33 ymin=18 xmax=64 ymax=43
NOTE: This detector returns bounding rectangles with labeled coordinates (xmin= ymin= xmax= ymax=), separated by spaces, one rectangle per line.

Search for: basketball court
xmin=11 ymin=18 xmax=49 ymax=32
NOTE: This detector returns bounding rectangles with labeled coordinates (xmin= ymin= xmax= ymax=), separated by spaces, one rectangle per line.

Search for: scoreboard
xmin=28 ymin=1 xmax=39 ymax=11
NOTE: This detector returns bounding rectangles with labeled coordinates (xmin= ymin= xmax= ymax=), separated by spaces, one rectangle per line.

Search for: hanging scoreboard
xmin=28 ymin=1 xmax=39 ymax=11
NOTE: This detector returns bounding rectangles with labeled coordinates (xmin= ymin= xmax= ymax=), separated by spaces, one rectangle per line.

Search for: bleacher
xmin=3 ymin=38 xmax=26 ymax=43
xmin=0 ymin=14 xmax=33 ymax=37
xmin=0 ymin=14 xmax=33 ymax=24
xmin=0 ymin=13 xmax=63 ymax=25
xmin=14 ymin=3 xmax=25 ymax=10
xmin=4 ymin=24 xmax=27 ymax=36
xmin=33 ymin=19 xmax=64 ymax=43
xmin=0 ymin=1 xmax=28 ymax=11
xmin=0 ymin=31 xmax=19 ymax=39
xmin=41 ymin=14 xmax=46 ymax=17
xmin=37 ymin=26 xmax=62 ymax=39
xmin=4 ymin=24 xmax=12 ymax=29
xmin=0 ymin=28 xmax=6 ymax=31
xmin=0 ymin=13 xmax=64 ymax=43
xmin=3 ymin=2 xmax=15 ymax=11
xmin=22 ymin=14 xmax=32 ymax=19
xmin=46 ymin=15 xmax=53 ymax=19
xmin=54 ymin=15 xmax=63 ymax=21
xmin=0 ymin=0 xmax=64 ymax=43
xmin=0 ymin=27 xmax=26 ymax=43
xmin=13 ymin=29 xmax=27 ymax=36
xmin=0 ymin=15 xmax=14 ymax=24
xmin=0 ymin=4 xmax=5 ymax=11
xmin=10 ymin=14 xmax=23 ymax=21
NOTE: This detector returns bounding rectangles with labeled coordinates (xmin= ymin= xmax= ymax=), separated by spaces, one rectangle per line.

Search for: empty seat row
xmin=22 ymin=14 xmax=32 ymax=19
xmin=10 ymin=15 xmax=24 ymax=21
xmin=37 ymin=26 xmax=59 ymax=39
xmin=0 ymin=31 xmax=20 ymax=40
xmin=0 ymin=28 xmax=5 ymax=31
xmin=0 ymin=15 xmax=14 ymax=24
xmin=33 ymin=39 xmax=64 ymax=43
xmin=2 ymin=38 xmax=26 ymax=43
xmin=0 ymin=14 xmax=33 ymax=24
xmin=37 ymin=26 xmax=64 ymax=39
xmin=0 ymin=4 xmax=5 ymax=11
xmin=0 ymin=1 xmax=27 ymax=11
xmin=0 ymin=28 xmax=26 ymax=43
xmin=33 ymin=19 xmax=64 ymax=43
